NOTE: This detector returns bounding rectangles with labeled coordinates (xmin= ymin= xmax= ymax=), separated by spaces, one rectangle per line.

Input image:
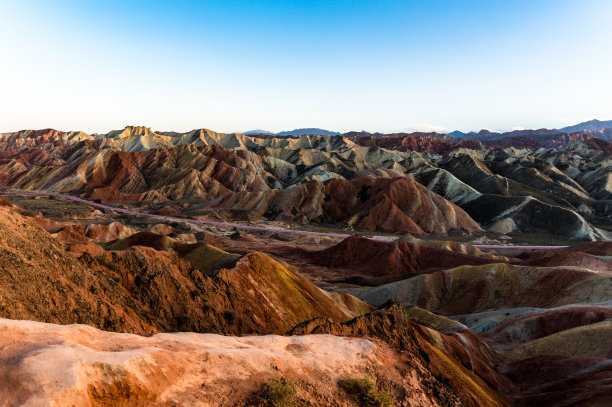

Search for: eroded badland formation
xmin=0 ymin=125 xmax=611 ymax=406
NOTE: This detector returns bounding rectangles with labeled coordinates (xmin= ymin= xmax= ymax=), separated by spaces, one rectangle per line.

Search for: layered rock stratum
xmin=1 ymin=125 xmax=612 ymax=406
xmin=2 ymin=126 xmax=612 ymax=240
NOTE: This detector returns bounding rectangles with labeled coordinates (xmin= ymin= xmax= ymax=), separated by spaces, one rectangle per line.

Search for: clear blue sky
xmin=1 ymin=0 xmax=611 ymax=133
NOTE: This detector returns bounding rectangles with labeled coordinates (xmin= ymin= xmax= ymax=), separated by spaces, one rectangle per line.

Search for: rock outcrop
xmin=0 ymin=204 xmax=367 ymax=335
xmin=0 ymin=318 xmax=451 ymax=406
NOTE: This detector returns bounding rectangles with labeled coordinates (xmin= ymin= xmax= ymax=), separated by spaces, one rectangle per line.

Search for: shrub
xmin=340 ymin=377 xmax=394 ymax=406
xmin=175 ymin=315 xmax=191 ymax=331
xmin=261 ymin=376 xmax=301 ymax=407
xmin=222 ymin=310 xmax=236 ymax=324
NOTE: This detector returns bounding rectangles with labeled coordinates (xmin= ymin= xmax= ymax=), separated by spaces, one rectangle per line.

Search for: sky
xmin=1 ymin=0 xmax=611 ymax=134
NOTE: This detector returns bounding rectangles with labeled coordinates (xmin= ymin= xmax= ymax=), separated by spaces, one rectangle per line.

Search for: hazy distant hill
xmin=276 ymin=128 xmax=341 ymax=136
xmin=559 ymin=119 xmax=612 ymax=133
xmin=449 ymin=120 xmax=612 ymax=140
xmin=242 ymin=128 xmax=341 ymax=136
xmin=461 ymin=128 xmax=562 ymax=141
xmin=448 ymin=130 xmax=466 ymax=138
xmin=243 ymin=129 xmax=275 ymax=135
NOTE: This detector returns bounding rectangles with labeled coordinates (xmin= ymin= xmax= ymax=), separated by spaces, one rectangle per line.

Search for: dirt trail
xmin=1 ymin=189 xmax=568 ymax=250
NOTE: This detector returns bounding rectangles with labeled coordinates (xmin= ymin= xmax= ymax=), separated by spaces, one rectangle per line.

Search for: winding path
xmin=2 ymin=189 xmax=568 ymax=251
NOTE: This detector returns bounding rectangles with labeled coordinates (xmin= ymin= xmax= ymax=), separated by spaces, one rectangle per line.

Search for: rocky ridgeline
xmin=1 ymin=127 xmax=612 ymax=240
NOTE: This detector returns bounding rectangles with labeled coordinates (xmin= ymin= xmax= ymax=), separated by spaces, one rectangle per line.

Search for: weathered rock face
xmin=202 ymin=232 xmax=510 ymax=288
xmin=290 ymin=303 xmax=511 ymax=407
xmin=522 ymin=250 xmax=612 ymax=273
xmin=81 ymin=247 xmax=368 ymax=335
xmin=0 ymin=201 xmax=156 ymax=334
xmin=412 ymin=167 xmax=483 ymax=205
xmin=3 ymin=127 xmax=612 ymax=406
xmin=3 ymin=126 xmax=612 ymax=239
xmin=298 ymin=236 xmax=500 ymax=282
xmin=322 ymin=174 xmax=482 ymax=234
xmin=0 ymin=318 xmax=450 ymax=407
xmin=348 ymin=129 xmax=601 ymax=151
xmin=490 ymin=312 xmax=612 ymax=406
xmin=0 ymin=131 xmax=483 ymax=235
xmin=0 ymin=202 xmax=507 ymax=407
xmin=433 ymin=150 xmax=612 ymax=240
xmin=353 ymin=263 xmax=612 ymax=314
xmin=481 ymin=305 xmax=612 ymax=349
xmin=0 ymin=205 xmax=368 ymax=335
xmin=348 ymin=133 xmax=484 ymax=154
xmin=297 ymin=298 xmax=612 ymax=407
xmin=461 ymin=194 xmax=605 ymax=240
xmin=343 ymin=242 xmax=612 ymax=407
xmin=498 ymin=355 xmax=612 ymax=406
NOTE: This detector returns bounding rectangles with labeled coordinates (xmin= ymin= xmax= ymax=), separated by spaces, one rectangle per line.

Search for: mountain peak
xmin=448 ymin=130 xmax=466 ymax=138
xmin=106 ymin=126 xmax=156 ymax=139
xmin=559 ymin=119 xmax=612 ymax=133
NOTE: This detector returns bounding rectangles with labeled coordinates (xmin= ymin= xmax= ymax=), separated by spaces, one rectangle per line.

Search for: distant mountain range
xmin=278 ymin=128 xmax=341 ymax=136
xmin=558 ymin=119 xmax=612 ymax=133
xmin=243 ymin=128 xmax=341 ymax=136
xmin=242 ymin=129 xmax=275 ymax=136
xmin=459 ymin=128 xmax=563 ymax=141
xmin=448 ymin=130 xmax=472 ymax=138
xmin=448 ymin=119 xmax=612 ymax=141
xmin=242 ymin=120 xmax=612 ymax=140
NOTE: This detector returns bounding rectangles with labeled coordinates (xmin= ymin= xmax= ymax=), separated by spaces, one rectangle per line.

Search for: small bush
xmin=261 ymin=376 xmax=301 ymax=407
xmin=222 ymin=310 xmax=236 ymax=324
xmin=340 ymin=377 xmax=394 ymax=406
xmin=176 ymin=315 xmax=191 ymax=331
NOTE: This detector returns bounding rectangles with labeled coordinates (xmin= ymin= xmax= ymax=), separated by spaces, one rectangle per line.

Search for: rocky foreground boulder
xmin=0 ymin=318 xmax=443 ymax=406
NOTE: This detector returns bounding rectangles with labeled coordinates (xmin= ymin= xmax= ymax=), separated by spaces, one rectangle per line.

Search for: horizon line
xmin=2 ymin=118 xmax=610 ymax=137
